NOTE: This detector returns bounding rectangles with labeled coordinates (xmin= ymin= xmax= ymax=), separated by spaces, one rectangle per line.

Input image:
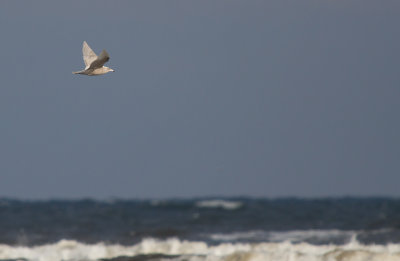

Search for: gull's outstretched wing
xmin=88 ymin=50 xmax=110 ymax=69
xmin=82 ymin=41 xmax=98 ymax=69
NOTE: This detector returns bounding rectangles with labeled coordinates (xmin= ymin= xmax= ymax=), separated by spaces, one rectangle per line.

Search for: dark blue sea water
xmin=1 ymin=197 xmax=400 ymax=245
xmin=1 ymin=197 xmax=400 ymax=261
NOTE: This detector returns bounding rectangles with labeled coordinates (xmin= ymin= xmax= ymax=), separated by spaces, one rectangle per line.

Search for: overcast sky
xmin=0 ymin=1 xmax=399 ymax=199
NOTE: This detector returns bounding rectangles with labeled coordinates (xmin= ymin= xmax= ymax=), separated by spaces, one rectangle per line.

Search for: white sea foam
xmin=195 ymin=200 xmax=243 ymax=210
xmin=209 ymin=229 xmax=356 ymax=243
xmin=209 ymin=230 xmax=269 ymax=241
xmin=268 ymin=229 xmax=357 ymax=243
xmin=0 ymin=238 xmax=400 ymax=261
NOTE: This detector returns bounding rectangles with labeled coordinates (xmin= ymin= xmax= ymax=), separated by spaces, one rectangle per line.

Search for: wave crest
xmin=195 ymin=200 xmax=243 ymax=210
xmin=0 ymin=238 xmax=400 ymax=261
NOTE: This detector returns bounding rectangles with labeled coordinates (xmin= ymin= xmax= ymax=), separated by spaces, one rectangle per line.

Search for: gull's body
xmin=73 ymin=41 xmax=114 ymax=76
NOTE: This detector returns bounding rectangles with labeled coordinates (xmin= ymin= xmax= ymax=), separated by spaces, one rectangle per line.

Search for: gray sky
xmin=0 ymin=1 xmax=399 ymax=199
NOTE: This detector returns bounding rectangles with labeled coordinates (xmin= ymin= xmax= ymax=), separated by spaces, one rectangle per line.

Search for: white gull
xmin=73 ymin=41 xmax=114 ymax=76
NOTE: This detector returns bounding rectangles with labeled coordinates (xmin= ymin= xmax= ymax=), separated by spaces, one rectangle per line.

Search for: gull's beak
xmin=112 ymin=69 xmax=115 ymax=72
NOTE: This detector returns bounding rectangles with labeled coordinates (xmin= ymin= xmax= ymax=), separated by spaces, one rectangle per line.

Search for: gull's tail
xmin=73 ymin=70 xmax=85 ymax=75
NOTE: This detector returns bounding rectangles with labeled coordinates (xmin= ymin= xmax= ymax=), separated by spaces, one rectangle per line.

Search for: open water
xmin=0 ymin=197 xmax=399 ymax=261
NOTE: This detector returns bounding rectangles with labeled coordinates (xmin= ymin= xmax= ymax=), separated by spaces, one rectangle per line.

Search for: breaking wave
xmin=0 ymin=238 xmax=399 ymax=261
xmin=209 ymin=229 xmax=357 ymax=244
xmin=195 ymin=200 xmax=243 ymax=210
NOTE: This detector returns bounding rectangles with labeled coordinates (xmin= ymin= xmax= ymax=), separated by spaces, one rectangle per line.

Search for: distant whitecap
xmin=195 ymin=199 xmax=243 ymax=210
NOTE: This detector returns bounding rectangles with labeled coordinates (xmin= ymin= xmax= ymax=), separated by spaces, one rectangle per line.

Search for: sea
xmin=0 ymin=197 xmax=399 ymax=261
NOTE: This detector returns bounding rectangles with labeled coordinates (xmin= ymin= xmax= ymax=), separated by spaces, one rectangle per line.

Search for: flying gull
xmin=73 ymin=41 xmax=115 ymax=76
